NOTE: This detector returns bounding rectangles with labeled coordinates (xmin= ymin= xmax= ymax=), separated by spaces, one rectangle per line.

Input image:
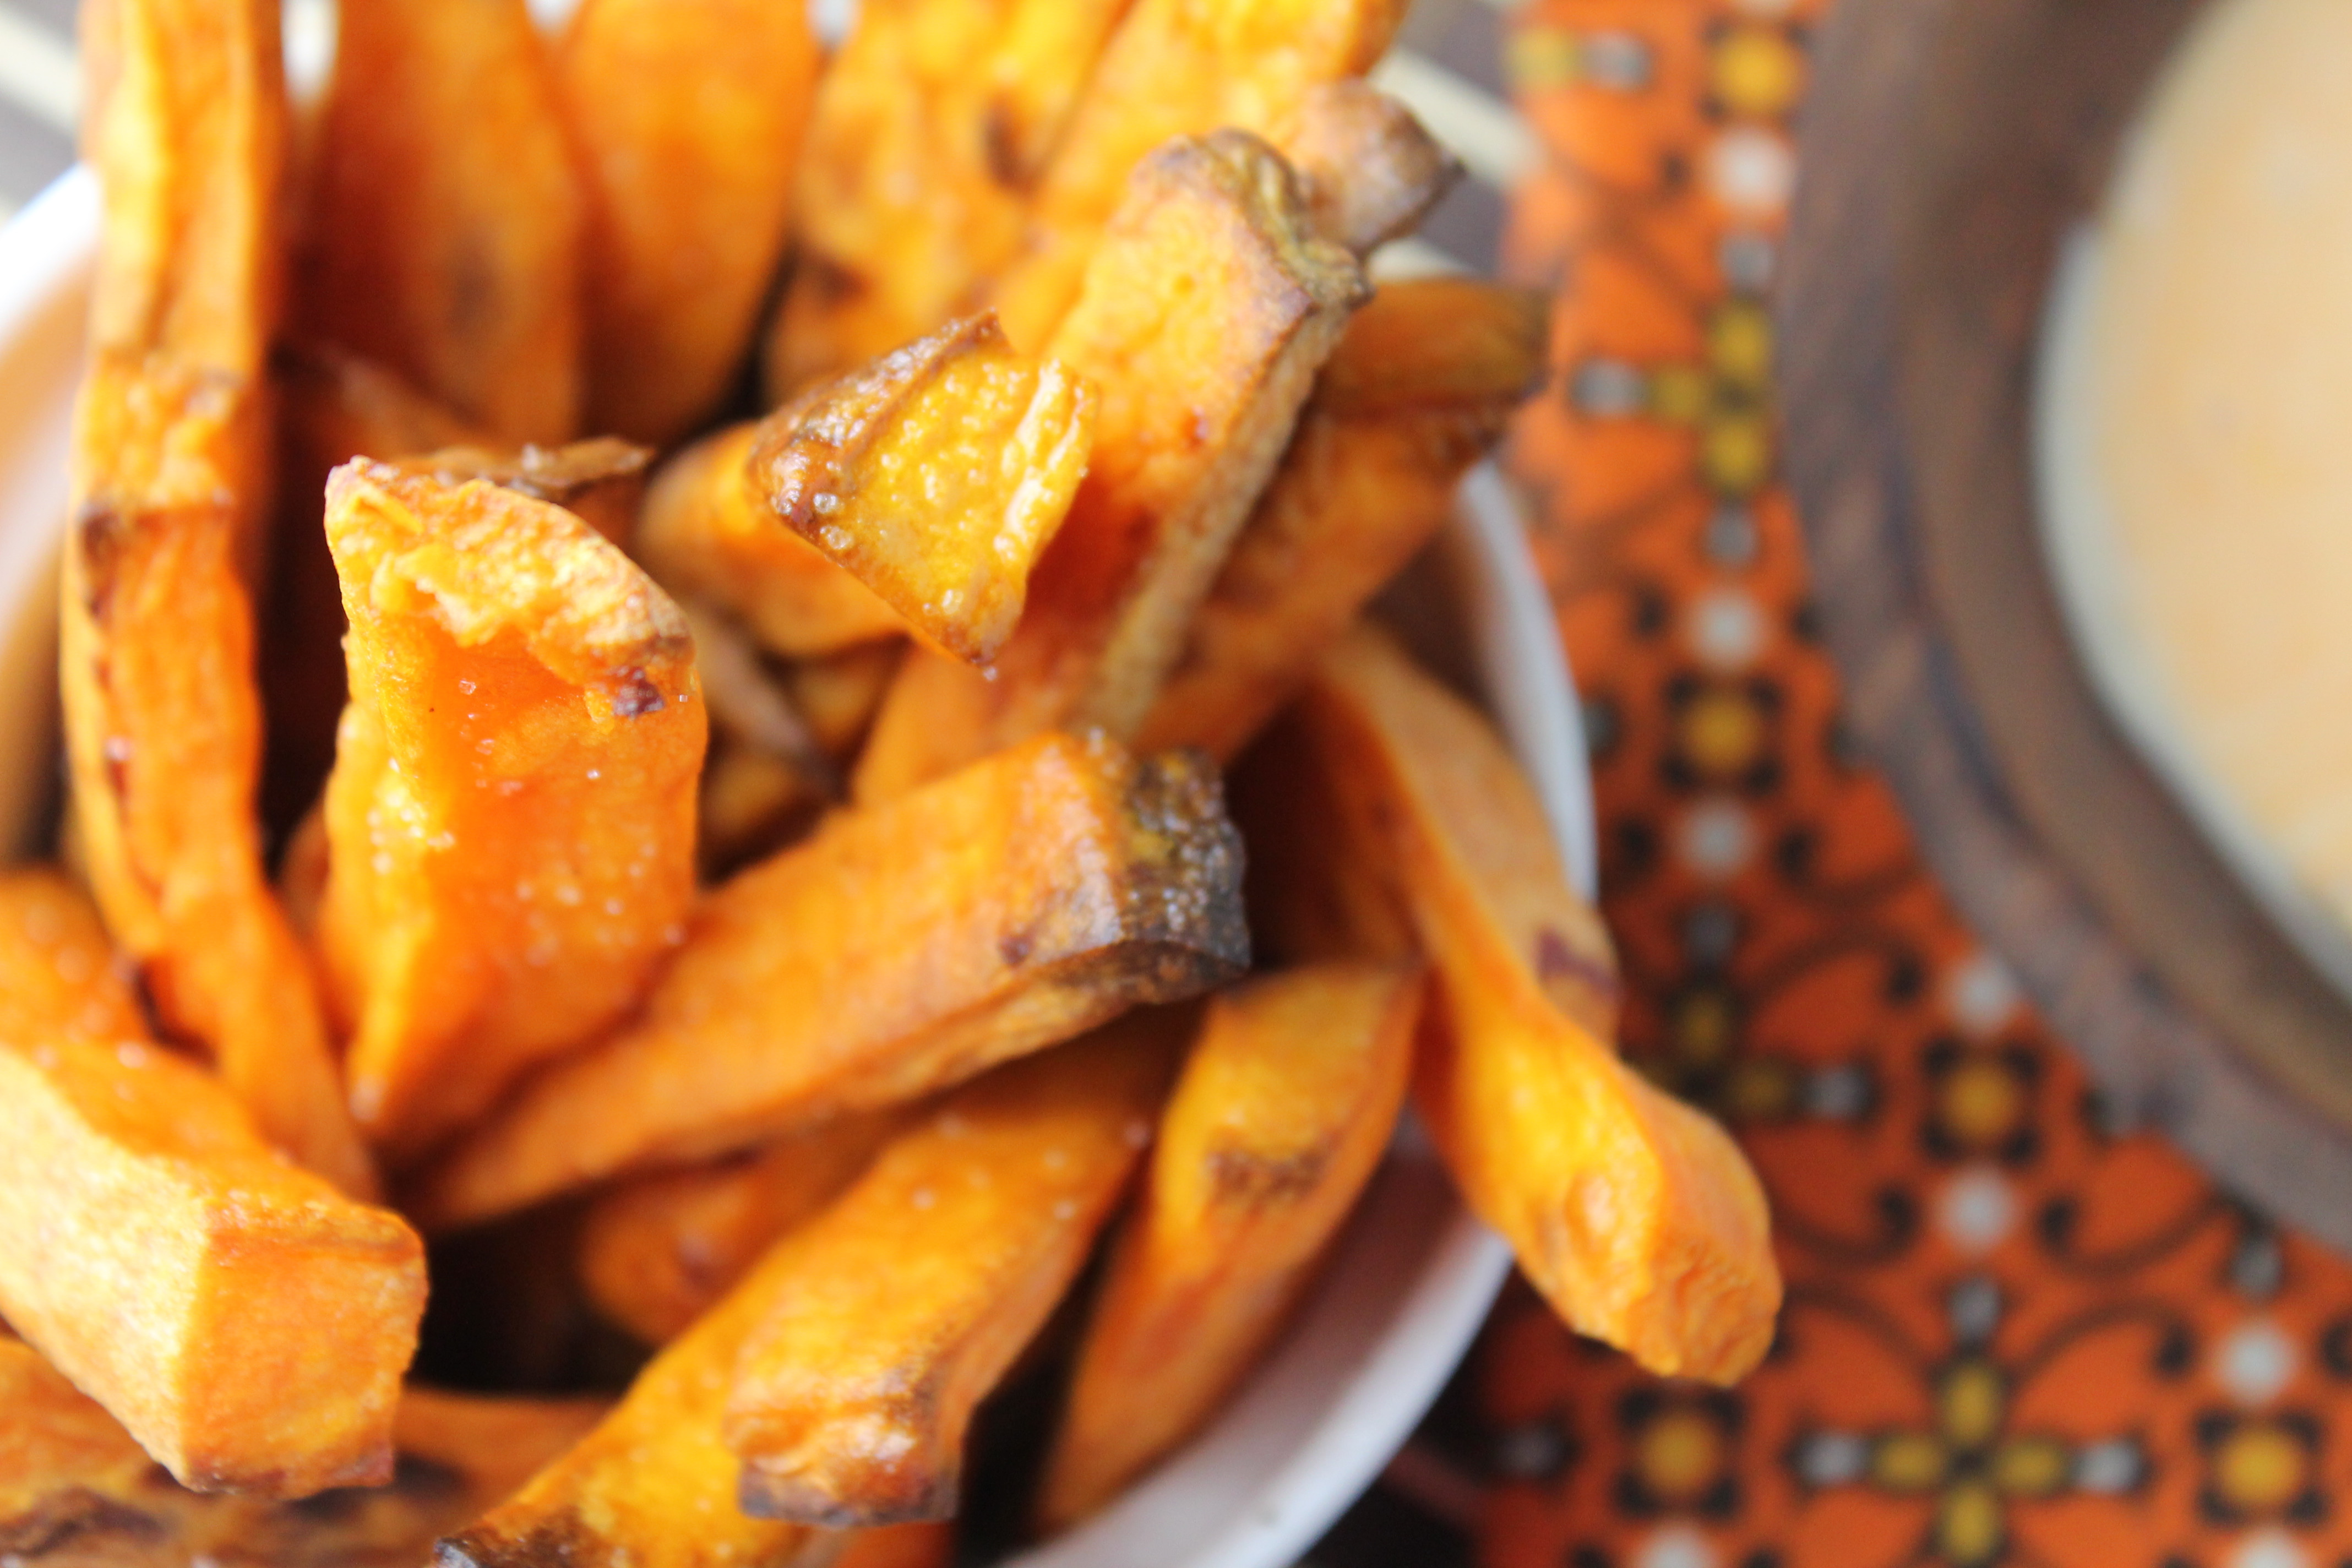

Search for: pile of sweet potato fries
xmin=0 ymin=0 xmax=1782 ymax=1561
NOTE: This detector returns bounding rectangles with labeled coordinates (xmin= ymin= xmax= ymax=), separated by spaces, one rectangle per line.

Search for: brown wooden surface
xmin=1779 ymin=0 xmax=2352 ymax=1246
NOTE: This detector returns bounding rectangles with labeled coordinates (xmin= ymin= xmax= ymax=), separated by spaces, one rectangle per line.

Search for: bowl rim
xmin=0 ymin=165 xmax=1593 ymax=1567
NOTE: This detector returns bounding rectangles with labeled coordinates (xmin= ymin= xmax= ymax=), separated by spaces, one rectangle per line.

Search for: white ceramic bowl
xmin=0 ymin=168 xmax=1594 ymax=1568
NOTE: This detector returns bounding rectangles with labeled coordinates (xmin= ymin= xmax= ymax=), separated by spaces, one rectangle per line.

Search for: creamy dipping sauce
xmin=2037 ymin=0 xmax=2352 ymax=997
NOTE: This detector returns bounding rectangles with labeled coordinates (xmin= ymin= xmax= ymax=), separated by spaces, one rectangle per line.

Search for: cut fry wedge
xmin=1036 ymin=962 xmax=1420 ymax=1529
xmin=578 ymin=1113 xmax=904 ymax=1345
xmin=412 ymin=732 xmax=1248 ymax=1231
xmin=762 ymin=0 xmax=1131 ymax=399
xmin=756 ymin=314 xmax=1094 ymax=663
xmin=318 ymin=460 xmax=705 ymax=1163
xmin=0 ymin=1348 xmax=603 ymax=1562
xmin=637 ymin=422 xmax=908 ymax=658
xmin=854 ymin=131 xmax=1364 ymax=801
xmin=435 ymin=1259 xmax=832 ymax=1568
xmin=1284 ymin=627 xmax=1777 ymax=1382
xmin=1272 ymin=83 xmax=1460 ymax=256
xmin=67 ymin=0 xmax=375 ymax=1199
xmin=559 ymin=0 xmax=821 ymax=445
xmin=0 ymin=875 xmax=425 ymax=1493
xmin=987 ymin=0 xmax=1407 ymax=349
xmin=1137 ymin=279 xmax=1550 ymax=760
xmin=298 ymin=0 xmax=582 ymax=442
xmin=726 ymin=1025 xmax=1180 ymax=1527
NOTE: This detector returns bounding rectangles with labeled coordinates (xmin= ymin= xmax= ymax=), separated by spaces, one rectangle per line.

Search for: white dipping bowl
xmin=0 ymin=168 xmax=1595 ymax=1568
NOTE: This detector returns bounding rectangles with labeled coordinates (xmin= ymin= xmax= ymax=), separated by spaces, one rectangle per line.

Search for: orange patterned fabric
xmin=1480 ymin=4 xmax=2352 ymax=1567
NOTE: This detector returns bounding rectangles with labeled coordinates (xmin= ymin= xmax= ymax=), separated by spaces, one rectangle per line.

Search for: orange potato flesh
xmin=986 ymin=0 xmax=1408 ymax=350
xmin=726 ymin=1026 xmax=1179 ymax=1527
xmin=755 ymin=313 xmax=1096 ymax=664
xmin=297 ymin=0 xmax=582 ymax=443
xmin=318 ymin=460 xmax=705 ymax=1163
xmin=67 ymin=0 xmax=376 ymax=1199
xmin=1271 ymin=83 xmax=1460 ymax=255
xmin=762 ymin=0 xmax=1132 ymax=400
xmin=1287 ymin=627 xmax=1777 ymax=1382
xmin=0 ymin=1347 xmax=606 ymax=1566
xmin=1136 ymin=279 xmax=1551 ymax=761
xmin=577 ymin=1112 xmax=904 ymax=1345
xmin=435 ymin=1263 xmax=830 ymax=1568
xmin=0 ymin=867 xmax=147 ymax=1044
xmin=559 ymin=0 xmax=820 ymax=445
xmin=0 ymin=878 xmax=425 ymax=1494
xmin=1036 ymin=962 xmax=1420 ymax=1529
xmin=636 ymin=422 xmax=908 ymax=659
xmin=412 ymin=732 xmax=1248 ymax=1231
xmin=852 ymin=132 xmax=1364 ymax=802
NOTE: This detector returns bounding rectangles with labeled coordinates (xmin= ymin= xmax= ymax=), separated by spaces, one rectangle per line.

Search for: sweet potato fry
xmin=410 ymin=438 xmax=655 ymax=547
xmin=698 ymin=739 xmax=824 ymax=879
xmin=1136 ymin=279 xmax=1550 ymax=760
xmin=578 ymin=1112 xmax=903 ymax=1344
xmin=1036 ymin=962 xmax=1421 ymax=1528
xmin=435 ymin=1264 xmax=828 ymax=1568
xmin=636 ymin=422 xmax=907 ymax=658
xmin=411 ymin=732 xmax=1246 ymax=1232
xmin=1272 ymin=83 xmax=1460 ymax=256
xmin=788 ymin=640 xmax=907 ymax=761
xmin=0 ymin=1349 xmax=603 ymax=1566
xmin=987 ymin=0 xmax=1408 ymax=349
xmin=853 ymin=131 xmax=1364 ymax=801
xmin=298 ymin=0 xmax=582 ymax=442
xmin=1283 ymin=627 xmax=1778 ymax=1382
xmin=727 ymin=1025 xmax=1179 ymax=1526
xmin=756 ymin=313 xmax=1095 ymax=663
xmin=761 ymin=0 xmax=1131 ymax=399
xmin=317 ymin=460 xmax=705 ymax=1162
xmin=67 ymin=0 xmax=375 ymax=1197
xmin=558 ymin=0 xmax=820 ymax=445
xmin=0 ymin=896 xmax=425 ymax=1491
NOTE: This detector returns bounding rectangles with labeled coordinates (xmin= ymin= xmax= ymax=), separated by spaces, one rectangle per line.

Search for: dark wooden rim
xmin=1779 ymin=0 xmax=2352 ymax=1246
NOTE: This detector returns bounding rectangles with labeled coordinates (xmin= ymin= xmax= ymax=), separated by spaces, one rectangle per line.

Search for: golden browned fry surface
xmin=559 ymin=0 xmax=819 ymax=445
xmin=577 ymin=1112 xmax=903 ymax=1345
xmin=1287 ymin=627 xmax=1778 ymax=1382
xmin=754 ymin=314 xmax=1095 ymax=664
xmin=852 ymin=131 xmax=1363 ymax=802
xmin=0 ymin=1348 xmax=603 ymax=1567
xmin=1036 ymin=962 xmax=1422 ymax=1529
xmin=726 ymin=1026 xmax=1179 ymax=1527
xmin=1137 ymin=279 xmax=1550 ymax=761
xmin=436 ymin=1253 xmax=828 ymax=1568
xmin=986 ymin=0 xmax=1407 ymax=350
xmin=0 ymin=878 xmax=425 ymax=1495
xmin=298 ymin=0 xmax=582 ymax=443
xmin=68 ymin=0 xmax=375 ymax=1198
xmin=1271 ymin=83 xmax=1459 ymax=255
xmin=318 ymin=460 xmax=705 ymax=1163
xmin=636 ymin=422 xmax=907 ymax=658
xmin=410 ymin=732 xmax=1247 ymax=1232
xmin=763 ymin=0 xmax=1131 ymax=400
